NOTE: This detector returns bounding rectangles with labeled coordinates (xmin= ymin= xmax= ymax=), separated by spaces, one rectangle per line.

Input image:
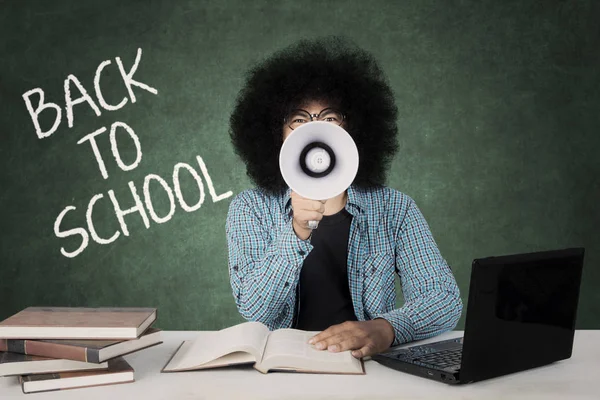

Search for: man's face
xmin=282 ymin=100 xmax=344 ymax=141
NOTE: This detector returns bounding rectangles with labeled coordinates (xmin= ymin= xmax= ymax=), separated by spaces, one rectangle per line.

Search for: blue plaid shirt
xmin=226 ymin=184 xmax=462 ymax=345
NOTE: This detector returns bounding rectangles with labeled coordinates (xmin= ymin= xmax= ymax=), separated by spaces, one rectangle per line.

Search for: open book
xmin=162 ymin=322 xmax=364 ymax=374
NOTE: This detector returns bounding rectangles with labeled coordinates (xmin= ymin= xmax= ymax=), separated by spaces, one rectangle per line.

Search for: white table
xmin=1 ymin=330 xmax=598 ymax=399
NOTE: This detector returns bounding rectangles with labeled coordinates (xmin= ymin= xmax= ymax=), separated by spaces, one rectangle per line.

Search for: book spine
xmin=0 ymin=339 xmax=15 ymax=352
xmin=1 ymin=339 xmax=92 ymax=363
xmin=1 ymin=338 xmax=26 ymax=353
xmin=86 ymin=348 xmax=100 ymax=363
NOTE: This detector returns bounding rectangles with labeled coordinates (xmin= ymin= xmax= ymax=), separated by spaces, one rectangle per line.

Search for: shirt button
xmin=232 ymin=265 xmax=238 ymax=271
xmin=284 ymin=282 xmax=290 ymax=287
xmin=298 ymin=250 xmax=306 ymax=256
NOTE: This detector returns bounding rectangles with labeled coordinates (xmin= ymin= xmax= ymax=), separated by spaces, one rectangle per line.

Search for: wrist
xmin=292 ymin=220 xmax=311 ymax=241
xmin=374 ymin=318 xmax=396 ymax=347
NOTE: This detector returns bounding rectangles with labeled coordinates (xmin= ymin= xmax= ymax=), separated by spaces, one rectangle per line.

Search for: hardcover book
xmin=0 ymin=328 xmax=162 ymax=363
xmin=19 ymin=357 xmax=134 ymax=394
xmin=162 ymin=321 xmax=364 ymax=374
xmin=0 ymin=307 xmax=157 ymax=340
xmin=0 ymin=352 xmax=108 ymax=377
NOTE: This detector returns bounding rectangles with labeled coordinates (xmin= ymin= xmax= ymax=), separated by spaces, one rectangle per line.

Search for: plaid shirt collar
xmin=282 ymin=184 xmax=365 ymax=218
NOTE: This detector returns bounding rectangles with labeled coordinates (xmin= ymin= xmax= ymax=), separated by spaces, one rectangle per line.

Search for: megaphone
xmin=279 ymin=121 xmax=359 ymax=229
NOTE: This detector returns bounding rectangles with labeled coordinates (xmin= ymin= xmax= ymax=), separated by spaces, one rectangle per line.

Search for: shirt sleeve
xmin=374 ymin=197 xmax=463 ymax=345
xmin=226 ymin=191 xmax=313 ymax=329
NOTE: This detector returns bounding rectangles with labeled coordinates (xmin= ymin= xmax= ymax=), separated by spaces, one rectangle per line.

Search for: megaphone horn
xmin=279 ymin=121 xmax=359 ymax=230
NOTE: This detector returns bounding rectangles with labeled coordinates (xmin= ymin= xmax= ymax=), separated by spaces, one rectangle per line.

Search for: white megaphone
xmin=279 ymin=121 xmax=359 ymax=230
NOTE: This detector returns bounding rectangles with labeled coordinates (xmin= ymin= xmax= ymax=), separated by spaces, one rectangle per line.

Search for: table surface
xmin=1 ymin=330 xmax=598 ymax=400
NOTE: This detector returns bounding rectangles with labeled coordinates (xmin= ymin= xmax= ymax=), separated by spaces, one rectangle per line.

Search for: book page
xmin=164 ymin=322 xmax=269 ymax=371
xmin=257 ymin=329 xmax=363 ymax=374
xmin=184 ymin=351 xmax=256 ymax=370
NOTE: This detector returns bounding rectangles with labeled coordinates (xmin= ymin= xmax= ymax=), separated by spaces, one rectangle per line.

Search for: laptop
xmin=372 ymin=247 xmax=585 ymax=384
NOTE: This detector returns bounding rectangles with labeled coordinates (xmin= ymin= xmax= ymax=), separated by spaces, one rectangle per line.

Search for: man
xmin=226 ymin=36 xmax=462 ymax=358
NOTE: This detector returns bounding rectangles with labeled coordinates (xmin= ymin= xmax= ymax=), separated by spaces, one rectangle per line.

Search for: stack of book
xmin=0 ymin=307 xmax=161 ymax=394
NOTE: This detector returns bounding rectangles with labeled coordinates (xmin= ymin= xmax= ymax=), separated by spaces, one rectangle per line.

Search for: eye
xmin=292 ymin=118 xmax=307 ymax=123
xmin=318 ymin=110 xmax=343 ymax=123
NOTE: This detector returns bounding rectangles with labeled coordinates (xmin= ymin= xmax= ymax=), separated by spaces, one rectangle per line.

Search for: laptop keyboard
xmin=415 ymin=348 xmax=462 ymax=368
xmin=386 ymin=338 xmax=463 ymax=370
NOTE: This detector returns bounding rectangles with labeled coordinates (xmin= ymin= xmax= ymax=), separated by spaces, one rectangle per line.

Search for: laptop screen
xmin=460 ymin=248 xmax=584 ymax=383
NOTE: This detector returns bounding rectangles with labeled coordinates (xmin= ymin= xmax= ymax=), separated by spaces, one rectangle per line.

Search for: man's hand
xmin=308 ymin=319 xmax=396 ymax=358
xmin=290 ymin=191 xmax=326 ymax=240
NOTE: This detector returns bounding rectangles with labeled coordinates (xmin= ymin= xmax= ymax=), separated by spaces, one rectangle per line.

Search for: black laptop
xmin=372 ymin=247 xmax=585 ymax=384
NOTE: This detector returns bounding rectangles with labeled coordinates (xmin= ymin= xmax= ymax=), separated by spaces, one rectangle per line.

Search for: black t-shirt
xmin=293 ymin=208 xmax=358 ymax=331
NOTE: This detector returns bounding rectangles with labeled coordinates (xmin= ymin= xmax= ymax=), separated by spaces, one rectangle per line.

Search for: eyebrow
xmin=289 ymin=108 xmax=334 ymax=115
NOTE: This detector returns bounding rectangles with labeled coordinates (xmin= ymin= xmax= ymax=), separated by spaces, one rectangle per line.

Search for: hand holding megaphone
xmin=279 ymin=121 xmax=359 ymax=237
xmin=289 ymin=191 xmax=327 ymax=240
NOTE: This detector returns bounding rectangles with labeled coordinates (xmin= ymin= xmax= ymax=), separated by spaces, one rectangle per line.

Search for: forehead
xmin=292 ymin=99 xmax=333 ymax=112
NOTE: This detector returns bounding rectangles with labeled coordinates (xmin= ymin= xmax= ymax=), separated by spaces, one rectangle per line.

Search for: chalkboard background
xmin=1 ymin=0 xmax=598 ymax=331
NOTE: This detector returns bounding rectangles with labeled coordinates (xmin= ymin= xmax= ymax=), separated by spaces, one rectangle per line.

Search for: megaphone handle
xmin=308 ymin=220 xmax=319 ymax=230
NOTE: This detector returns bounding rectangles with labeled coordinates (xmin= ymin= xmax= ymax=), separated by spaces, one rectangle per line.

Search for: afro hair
xmin=229 ymin=36 xmax=399 ymax=196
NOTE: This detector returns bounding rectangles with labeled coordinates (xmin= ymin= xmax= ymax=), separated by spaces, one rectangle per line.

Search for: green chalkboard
xmin=1 ymin=0 xmax=598 ymax=331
